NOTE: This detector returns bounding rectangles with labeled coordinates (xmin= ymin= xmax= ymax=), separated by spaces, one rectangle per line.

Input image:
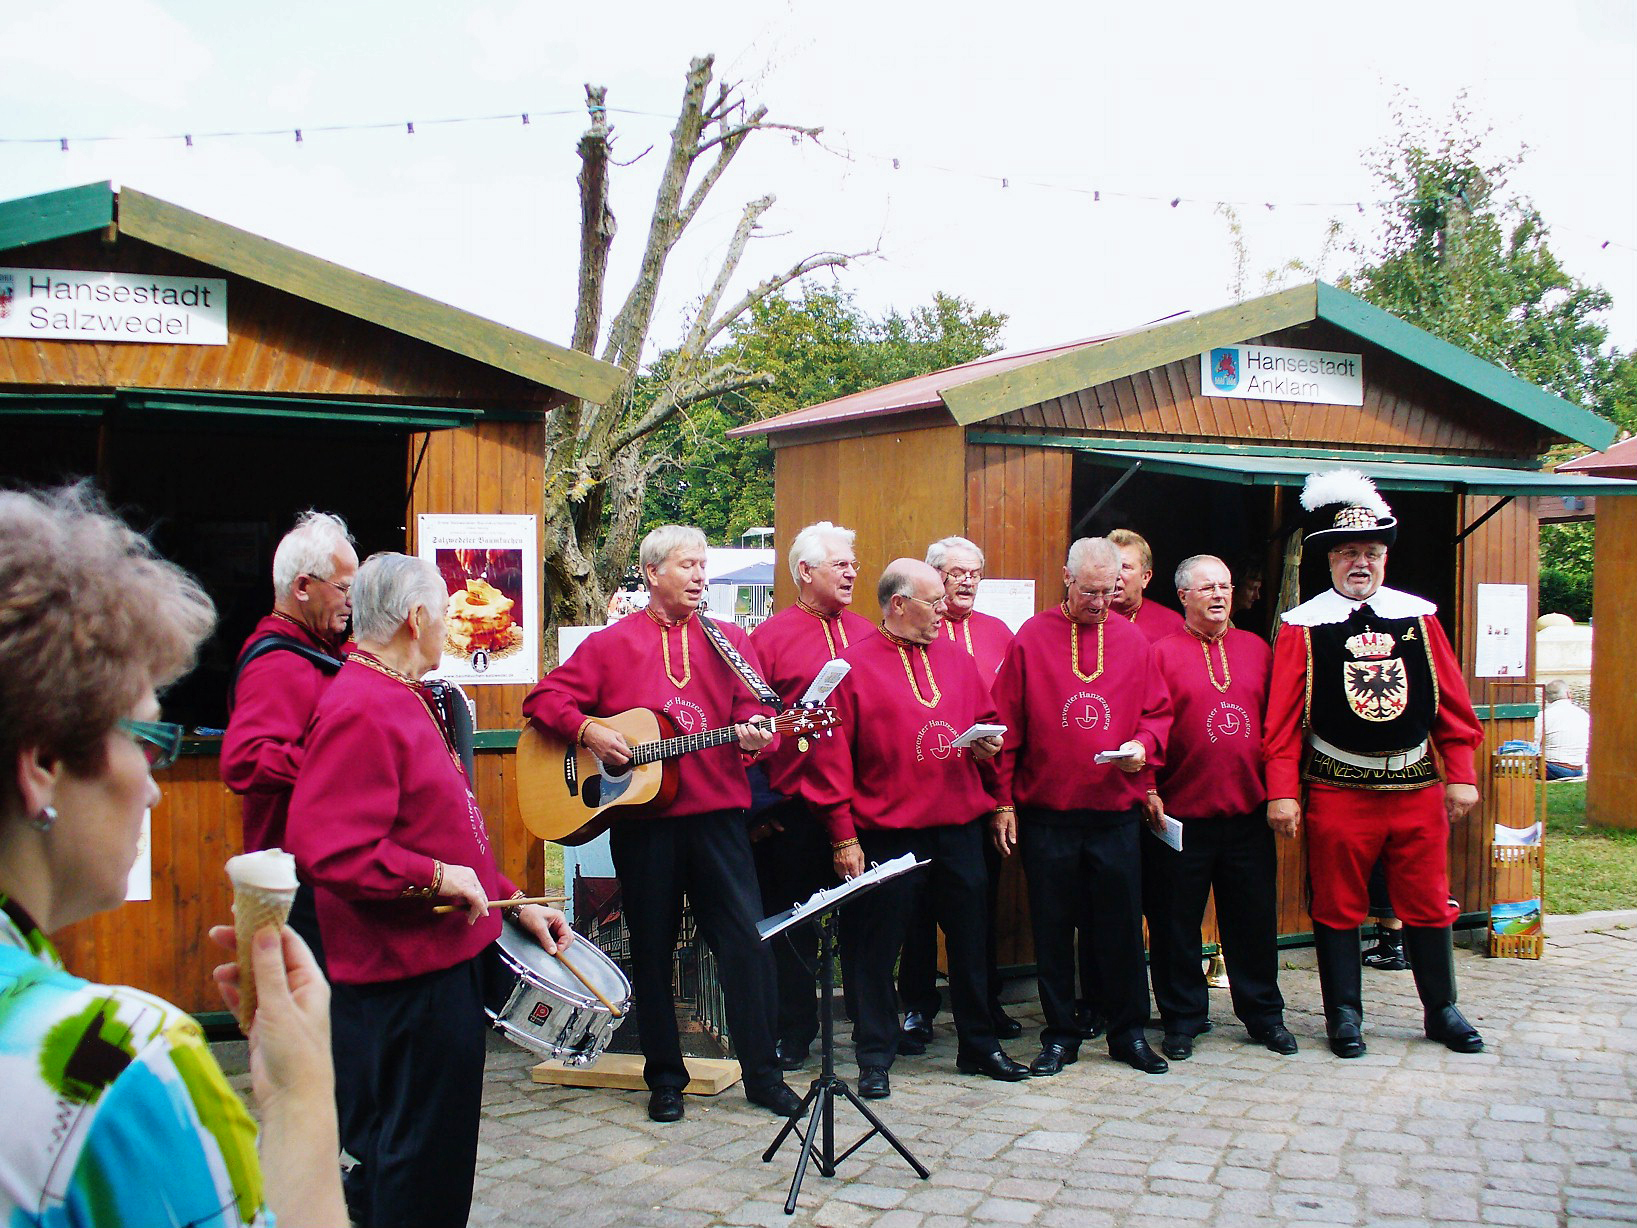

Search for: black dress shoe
xmin=899 ymin=1010 xmax=933 ymax=1056
xmin=1161 ymin=1032 xmax=1194 ymax=1061
xmin=1109 ymin=1037 xmax=1169 ymax=1074
xmin=857 ymin=1065 xmax=891 ymax=1099
xmin=1251 ymin=1023 xmax=1299 ymax=1055
xmin=775 ymin=1040 xmax=809 ymax=1071
xmin=1425 ymin=1005 xmax=1484 ymax=1053
xmin=648 ymin=1087 xmax=685 ymax=1122
xmin=1029 ymin=1042 xmax=1078 ymax=1076
xmin=746 ymin=1080 xmax=804 ymax=1118
xmin=990 ymin=1007 xmax=1023 ymax=1039
xmin=956 ymin=1048 xmax=1031 ymax=1081
xmin=1327 ymin=1018 xmax=1366 ymax=1059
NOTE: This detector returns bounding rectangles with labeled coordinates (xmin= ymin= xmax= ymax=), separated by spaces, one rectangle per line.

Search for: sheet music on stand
xmin=758 ymin=854 xmax=926 ymax=941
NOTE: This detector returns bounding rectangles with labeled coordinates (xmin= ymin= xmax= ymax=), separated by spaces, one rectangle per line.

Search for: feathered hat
xmin=1300 ymin=469 xmax=1397 ymax=548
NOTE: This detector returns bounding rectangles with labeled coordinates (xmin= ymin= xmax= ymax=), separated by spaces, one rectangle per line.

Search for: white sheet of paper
xmin=1095 ymin=748 xmax=1139 ymax=764
xmin=800 ymin=658 xmax=851 ymax=704
xmin=1151 ymin=814 xmax=1183 ymax=851
xmin=951 ymin=723 xmax=1006 ymax=748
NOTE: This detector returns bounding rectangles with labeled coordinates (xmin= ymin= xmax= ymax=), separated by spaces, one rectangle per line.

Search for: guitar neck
xmin=630 ymin=723 xmax=744 ymax=765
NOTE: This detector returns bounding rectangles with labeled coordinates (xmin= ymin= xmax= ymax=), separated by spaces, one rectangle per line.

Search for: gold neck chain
xmin=1186 ymin=623 xmax=1232 ymax=694
xmin=943 ymin=613 xmax=974 ymax=657
xmin=798 ymin=600 xmax=851 ymax=656
xmin=1060 ymin=604 xmax=1106 ymax=682
xmin=882 ymin=626 xmax=942 ymax=708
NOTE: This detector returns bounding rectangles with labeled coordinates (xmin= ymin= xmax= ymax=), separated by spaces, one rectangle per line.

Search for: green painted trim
xmin=113 ymin=187 xmax=624 ymax=404
xmin=967 ymin=432 xmax=1542 ymax=470
xmin=1474 ymin=703 xmax=1540 ymax=720
xmin=942 ymin=284 xmax=1318 ymax=426
xmin=120 ymin=389 xmax=476 ymax=430
xmin=0 ymin=181 xmax=113 ymax=252
xmin=473 ymin=729 xmax=523 ymax=750
xmin=1315 ymin=282 xmax=1617 ymax=452
xmin=0 ymin=392 xmax=114 ymax=420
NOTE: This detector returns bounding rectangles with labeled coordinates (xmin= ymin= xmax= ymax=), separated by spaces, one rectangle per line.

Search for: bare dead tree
xmin=542 ymin=54 xmax=866 ymax=649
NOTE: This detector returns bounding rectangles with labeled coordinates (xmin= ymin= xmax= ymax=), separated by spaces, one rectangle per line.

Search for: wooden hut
xmin=0 ymin=182 xmax=621 ymax=1013
xmin=733 ymin=280 xmax=1637 ymax=956
xmin=1558 ymin=439 xmax=1637 ymax=829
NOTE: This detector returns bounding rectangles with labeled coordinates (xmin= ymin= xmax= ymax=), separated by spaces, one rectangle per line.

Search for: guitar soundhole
xmin=581 ymin=777 xmax=603 ymax=807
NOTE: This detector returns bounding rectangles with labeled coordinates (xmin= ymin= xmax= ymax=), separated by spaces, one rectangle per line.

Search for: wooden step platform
xmin=531 ymin=1053 xmax=742 ymax=1095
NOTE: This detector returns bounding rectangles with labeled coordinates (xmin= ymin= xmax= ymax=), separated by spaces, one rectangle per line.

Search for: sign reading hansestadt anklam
xmin=1200 ymin=343 xmax=1363 ymax=406
xmin=0 ymin=267 xmax=228 ymax=344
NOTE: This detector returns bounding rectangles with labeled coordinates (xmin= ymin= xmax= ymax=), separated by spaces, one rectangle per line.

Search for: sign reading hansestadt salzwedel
xmin=0 ymin=267 xmax=228 ymax=344
xmin=1200 ymin=343 xmax=1363 ymax=406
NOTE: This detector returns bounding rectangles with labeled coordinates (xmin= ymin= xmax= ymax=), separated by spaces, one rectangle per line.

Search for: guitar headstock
xmin=776 ymin=705 xmax=840 ymax=735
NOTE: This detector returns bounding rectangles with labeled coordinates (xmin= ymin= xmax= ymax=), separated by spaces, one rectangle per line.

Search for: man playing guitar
xmin=522 ymin=525 xmax=802 ymax=1124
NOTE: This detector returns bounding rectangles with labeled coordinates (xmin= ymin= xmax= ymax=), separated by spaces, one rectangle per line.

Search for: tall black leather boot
xmin=1402 ymin=926 xmax=1483 ymax=1053
xmin=1312 ymin=923 xmax=1366 ymax=1058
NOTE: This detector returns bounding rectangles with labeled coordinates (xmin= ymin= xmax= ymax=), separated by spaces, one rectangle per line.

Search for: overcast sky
xmin=4 ymin=0 xmax=1634 ymax=371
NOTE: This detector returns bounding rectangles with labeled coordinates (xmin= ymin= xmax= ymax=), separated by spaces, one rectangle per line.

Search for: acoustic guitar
xmin=515 ymin=705 xmax=840 ymax=845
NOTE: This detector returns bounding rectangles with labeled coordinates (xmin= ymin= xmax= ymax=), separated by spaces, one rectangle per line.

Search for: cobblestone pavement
xmin=216 ymin=914 xmax=1637 ymax=1226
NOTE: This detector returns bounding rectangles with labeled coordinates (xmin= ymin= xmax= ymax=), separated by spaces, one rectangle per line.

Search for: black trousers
xmin=330 ymin=954 xmax=492 ymax=1228
xmin=1020 ymin=808 xmax=1150 ymax=1050
xmin=840 ymin=822 xmax=996 ymax=1067
xmin=897 ymin=835 xmax=1006 ymax=1018
xmin=751 ymin=796 xmax=836 ymax=1051
xmin=610 ymin=807 xmax=781 ymax=1093
xmin=1141 ymin=809 xmax=1286 ymax=1037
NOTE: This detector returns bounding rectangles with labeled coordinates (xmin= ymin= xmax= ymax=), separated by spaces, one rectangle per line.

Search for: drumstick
xmin=432 ymin=894 xmax=565 ymax=913
xmin=553 ymin=949 xmax=624 ymax=1018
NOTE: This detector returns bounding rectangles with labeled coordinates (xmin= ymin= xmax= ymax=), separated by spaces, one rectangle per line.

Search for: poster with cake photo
xmin=416 ymin=513 xmax=539 ymax=686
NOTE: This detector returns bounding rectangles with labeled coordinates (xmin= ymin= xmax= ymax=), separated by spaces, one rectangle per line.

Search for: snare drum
xmin=487 ymin=917 xmax=632 ymax=1066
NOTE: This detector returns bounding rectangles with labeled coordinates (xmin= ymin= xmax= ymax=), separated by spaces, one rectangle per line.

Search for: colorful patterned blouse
xmin=0 ymin=896 xmax=269 ymax=1227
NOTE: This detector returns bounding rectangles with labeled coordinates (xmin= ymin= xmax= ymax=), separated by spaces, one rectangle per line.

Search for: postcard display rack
xmin=1486 ymin=690 xmax=1547 ymax=960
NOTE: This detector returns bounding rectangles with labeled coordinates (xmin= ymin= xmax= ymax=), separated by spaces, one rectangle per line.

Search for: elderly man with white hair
xmin=287 ymin=552 xmax=571 ymax=1228
xmin=222 ymin=509 xmax=357 ymax=963
xmin=748 ymin=520 xmax=873 ymax=1070
xmin=991 ymin=536 xmax=1175 ymax=1076
xmin=524 ymin=525 xmax=802 ymax=1124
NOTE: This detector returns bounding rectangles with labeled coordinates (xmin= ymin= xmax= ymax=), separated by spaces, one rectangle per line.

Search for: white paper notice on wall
xmin=1474 ymin=583 xmax=1529 ymax=678
xmin=126 ymin=808 xmax=152 ymax=902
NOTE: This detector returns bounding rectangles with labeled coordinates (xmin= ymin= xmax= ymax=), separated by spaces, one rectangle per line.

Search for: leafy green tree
xmin=640 ymin=285 xmax=1007 ymax=541
xmin=1339 ymin=96 xmax=1634 ymax=427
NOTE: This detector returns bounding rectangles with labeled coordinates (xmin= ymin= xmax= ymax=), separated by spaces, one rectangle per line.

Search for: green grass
xmin=543 ymin=842 xmax=565 ymax=895
xmin=1544 ymin=781 xmax=1637 ymax=914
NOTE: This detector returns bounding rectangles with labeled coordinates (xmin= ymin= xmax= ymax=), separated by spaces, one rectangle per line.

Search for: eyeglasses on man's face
xmin=1330 ymin=546 xmax=1385 ymax=564
xmin=941 ymin=566 xmax=983 ymax=583
xmin=1189 ymin=582 xmax=1234 ymax=596
xmin=821 ymin=559 xmax=859 ymax=574
xmin=902 ymin=592 xmax=949 ymax=611
xmin=305 ymin=574 xmax=354 ymax=598
xmin=1069 ymin=584 xmax=1118 ymax=602
xmin=117 ymin=718 xmax=185 ymax=771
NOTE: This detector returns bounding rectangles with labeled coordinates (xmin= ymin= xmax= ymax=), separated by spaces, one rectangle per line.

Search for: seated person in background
xmin=1534 ymin=679 xmax=1589 ymax=780
xmin=0 ymin=485 xmax=344 ymax=1228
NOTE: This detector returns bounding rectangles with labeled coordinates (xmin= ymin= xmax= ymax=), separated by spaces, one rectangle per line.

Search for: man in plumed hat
xmin=1263 ymin=471 xmax=1486 ymax=1059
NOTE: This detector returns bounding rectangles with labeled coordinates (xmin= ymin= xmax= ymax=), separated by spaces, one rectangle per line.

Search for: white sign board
xmin=417 ymin=514 xmax=540 ymax=687
xmin=0 ymin=267 xmax=228 ymax=344
xmin=125 ymin=809 xmax=152 ymax=902
xmin=975 ymin=578 xmax=1036 ymax=633
xmin=1474 ymin=583 xmax=1530 ymax=678
xmin=1200 ymin=344 xmax=1363 ymax=405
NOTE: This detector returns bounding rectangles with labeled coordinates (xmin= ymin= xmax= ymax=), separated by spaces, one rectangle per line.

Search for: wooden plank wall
xmin=770 ymin=425 xmax=967 ymax=616
xmin=0 ymin=232 xmax=557 ymax=408
xmin=992 ymin=324 xmax=1542 ymax=458
xmin=1587 ymin=499 xmax=1637 ymax=828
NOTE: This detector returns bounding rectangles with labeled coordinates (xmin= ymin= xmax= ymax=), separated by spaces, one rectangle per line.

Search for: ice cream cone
xmin=225 ymin=849 xmax=299 ymax=1030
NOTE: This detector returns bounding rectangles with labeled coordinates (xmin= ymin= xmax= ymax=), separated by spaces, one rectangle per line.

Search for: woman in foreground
xmin=0 ymin=484 xmax=345 ymax=1227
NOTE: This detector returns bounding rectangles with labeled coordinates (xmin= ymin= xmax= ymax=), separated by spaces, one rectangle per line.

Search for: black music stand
xmin=758 ymin=857 xmax=930 ymax=1214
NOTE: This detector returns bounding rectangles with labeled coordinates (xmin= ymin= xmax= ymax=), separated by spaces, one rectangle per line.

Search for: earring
xmin=29 ymin=804 xmax=58 ymax=833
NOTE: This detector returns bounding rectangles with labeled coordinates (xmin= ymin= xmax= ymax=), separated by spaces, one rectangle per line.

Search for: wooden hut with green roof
xmin=734 ymin=279 xmax=1637 ymax=952
xmin=0 ymin=181 xmax=621 ymax=1012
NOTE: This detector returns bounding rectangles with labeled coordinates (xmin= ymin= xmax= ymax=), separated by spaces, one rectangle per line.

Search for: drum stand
xmin=762 ymin=909 xmax=928 ymax=1214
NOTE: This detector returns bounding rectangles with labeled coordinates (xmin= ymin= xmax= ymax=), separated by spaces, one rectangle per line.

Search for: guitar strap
xmin=697 ymin=615 xmax=780 ymax=707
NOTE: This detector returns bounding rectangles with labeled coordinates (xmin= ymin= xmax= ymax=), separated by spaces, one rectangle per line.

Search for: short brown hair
xmin=0 ymin=485 xmax=216 ymax=795
xmin=1107 ymin=529 xmax=1153 ymax=573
